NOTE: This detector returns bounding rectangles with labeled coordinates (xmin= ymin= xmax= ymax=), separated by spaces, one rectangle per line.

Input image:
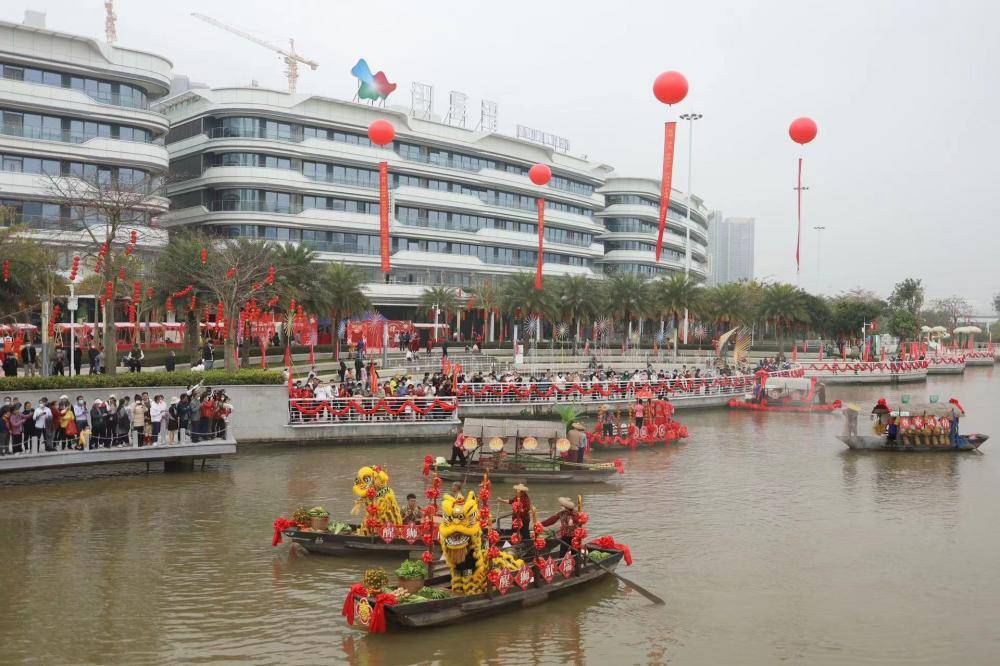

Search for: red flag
xmin=796 ymin=157 xmax=802 ymax=273
xmin=655 ymin=122 xmax=677 ymax=262
xmin=535 ymin=198 xmax=545 ymax=290
xmin=379 ymin=161 xmax=390 ymax=273
xmin=370 ymin=363 xmax=379 ymax=394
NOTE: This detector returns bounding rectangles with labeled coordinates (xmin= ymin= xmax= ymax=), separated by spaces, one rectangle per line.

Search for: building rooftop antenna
xmin=190 ymin=13 xmax=319 ymax=94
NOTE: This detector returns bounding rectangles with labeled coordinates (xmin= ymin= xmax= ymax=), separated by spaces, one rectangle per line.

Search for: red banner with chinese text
xmin=379 ymin=161 xmax=390 ymax=273
xmin=535 ymin=197 xmax=545 ymax=289
xmin=655 ymin=121 xmax=677 ymax=262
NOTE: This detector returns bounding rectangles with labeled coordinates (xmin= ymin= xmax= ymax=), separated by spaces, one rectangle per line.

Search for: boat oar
xmin=556 ymin=538 xmax=665 ymax=606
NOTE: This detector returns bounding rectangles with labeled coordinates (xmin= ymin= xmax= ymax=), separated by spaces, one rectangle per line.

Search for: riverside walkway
xmin=0 ymin=438 xmax=237 ymax=474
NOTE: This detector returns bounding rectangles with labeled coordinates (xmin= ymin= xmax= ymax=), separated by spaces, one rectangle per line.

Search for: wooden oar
xmin=557 ymin=538 xmax=664 ymax=606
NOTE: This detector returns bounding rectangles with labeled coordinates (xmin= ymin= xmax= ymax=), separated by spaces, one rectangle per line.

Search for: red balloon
xmin=789 ymin=117 xmax=818 ymax=144
xmin=653 ymin=71 xmax=688 ymax=105
xmin=528 ymin=163 xmax=552 ymax=186
xmin=368 ymin=120 xmax=395 ymax=146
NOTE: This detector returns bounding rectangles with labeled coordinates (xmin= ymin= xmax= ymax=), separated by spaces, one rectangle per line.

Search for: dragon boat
xmin=837 ymin=401 xmax=989 ymax=452
xmin=432 ymin=419 xmax=623 ymax=484
xmin=728 ymin=371 xmax=841 ymax=413
xmin=342 ymin=480 xmax=634 ymax=632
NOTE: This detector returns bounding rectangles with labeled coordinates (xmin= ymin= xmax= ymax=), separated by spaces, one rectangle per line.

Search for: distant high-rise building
xmin=708 ymin=214 xmax=754 ymax=284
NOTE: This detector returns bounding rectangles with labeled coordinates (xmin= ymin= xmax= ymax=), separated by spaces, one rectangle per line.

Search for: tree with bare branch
xmin=45 ymin=171 xmax=169 ymax=374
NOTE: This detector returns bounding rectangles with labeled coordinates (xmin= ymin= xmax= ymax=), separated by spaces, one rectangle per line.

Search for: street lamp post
xmin=813 ymin=225 xmax=826 ymax=291
xmin=679 ymin=112 xmax=702 ymax=344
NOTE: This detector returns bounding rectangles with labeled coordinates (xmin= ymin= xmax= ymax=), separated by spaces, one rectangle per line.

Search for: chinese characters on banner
xmin=379 ymin=161 xmax=390 ymax=273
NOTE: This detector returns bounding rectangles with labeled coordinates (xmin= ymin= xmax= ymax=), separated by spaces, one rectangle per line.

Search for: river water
xmin=1 ymin=368 xmax=997 ymax=665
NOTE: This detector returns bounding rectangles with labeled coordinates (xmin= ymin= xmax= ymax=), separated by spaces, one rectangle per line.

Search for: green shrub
xmin=0 ymin=369 xmax=283 ymax=392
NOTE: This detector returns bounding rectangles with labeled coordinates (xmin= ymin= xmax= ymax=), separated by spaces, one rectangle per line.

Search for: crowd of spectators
xmin=0 ymin=381 xmax=233 ymax=455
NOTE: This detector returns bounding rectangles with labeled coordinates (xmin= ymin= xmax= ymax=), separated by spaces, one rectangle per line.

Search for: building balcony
xmin=0 ymin=170 xmax=170 ymax=209
xmin=0 ymin=79 xmax=169 ymax=133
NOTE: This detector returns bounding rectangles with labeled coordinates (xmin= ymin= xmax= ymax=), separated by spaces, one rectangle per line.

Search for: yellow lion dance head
xmin=351 ymin=465 xmax=402 ymax=534
xmin=439 ymin=491 xmax=482 ymax=566
xmin=353 ymin=465 xmax=392 ymax=499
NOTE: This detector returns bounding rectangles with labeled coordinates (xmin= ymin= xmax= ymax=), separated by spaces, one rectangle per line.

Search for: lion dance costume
xmin=351 ymin=465 xmax=403 ymax=536
xmin=438 ymin=491 xmax=523 ymax=595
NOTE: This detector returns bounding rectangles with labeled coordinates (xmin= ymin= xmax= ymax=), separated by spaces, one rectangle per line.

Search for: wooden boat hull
xmin=283 ymin=526 xmax=537 ymax=557
xmin=838 ymin=433 xmax=988 ymax=451
xmin=434 ymin=463 xmax=618 ymax=484
xmin=728 ymin=398 xmax=840 ymax=413
xmin=384 ymin=548 xmax=624 ymax=629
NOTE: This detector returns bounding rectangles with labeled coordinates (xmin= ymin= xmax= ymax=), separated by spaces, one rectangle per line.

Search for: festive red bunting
xmin=288 ymin=397 xmax=458 ymax=417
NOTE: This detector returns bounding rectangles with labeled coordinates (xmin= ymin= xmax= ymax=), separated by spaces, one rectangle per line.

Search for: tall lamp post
xmin=680 ymin=112 xmax=702 ymax=344
xmin=813 ymin=225 xmax=825 ymax=291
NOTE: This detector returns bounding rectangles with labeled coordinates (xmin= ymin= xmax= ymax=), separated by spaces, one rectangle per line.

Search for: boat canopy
xmin=763 ymin=377 xmax=813 ymax=392
xmin=461 ymin=418 xmax=563 ymax=440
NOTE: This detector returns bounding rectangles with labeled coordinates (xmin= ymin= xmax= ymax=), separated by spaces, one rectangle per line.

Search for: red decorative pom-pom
xmin=576 ymin=512 xmax=589 ymax=526
xmin=510 ymin=533 xmax=521 ymax=545
xmin=487 ymin=546 xmax=500 ymax=560
xmin=366 ymin=487 xmax=376 ymax=499
xmin=422 ymin=550 xmax=432 ymax=565
xmin=533 ymin=523 xmax=544 ymax=536
xmin=534 ymin=537 xmax=547 ymax=550
xmin=487 ymin=529 xmax=500 ymax=545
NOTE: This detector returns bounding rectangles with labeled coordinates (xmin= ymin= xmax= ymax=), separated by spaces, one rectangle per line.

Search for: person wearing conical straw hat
xmin=501 ymin=484 xmax=532 ymax=542
xmin=541 ymin=497 xmax=583 ymax=557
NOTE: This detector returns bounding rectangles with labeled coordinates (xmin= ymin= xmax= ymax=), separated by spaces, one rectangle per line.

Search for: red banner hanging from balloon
xmin=655 ymin=122 xmax=677 ymax=262
xmin=535 ymin=197 xmax=545 ymax=290
xmin=796 ymin=157 xmax=802 ymax=273
xmin=379 ymin=161 xmax=390 ymax=273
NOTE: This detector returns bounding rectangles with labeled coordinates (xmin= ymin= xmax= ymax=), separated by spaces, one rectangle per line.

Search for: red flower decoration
xmin=487 ymin=546 xmax=500 ymax=560
xmin=422 ymin=550 xmax=432 ymax=565
xmin=366 ymin=487 xmax=376 ymax=499
xmin=534 ymin=537 xmax=547 ymax=550
xmin=487 ymin=529 xmax=500 ymax=545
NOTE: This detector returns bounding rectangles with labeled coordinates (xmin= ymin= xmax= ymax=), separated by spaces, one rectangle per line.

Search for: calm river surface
xmin=1 ymin=368 xmax=998 ymax=665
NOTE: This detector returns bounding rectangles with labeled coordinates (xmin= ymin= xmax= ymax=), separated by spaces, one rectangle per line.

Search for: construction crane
xmin=104 ymin=0 xmax=116 ymax=43
xmin=191 ymin=13 xmax=318 ymax=94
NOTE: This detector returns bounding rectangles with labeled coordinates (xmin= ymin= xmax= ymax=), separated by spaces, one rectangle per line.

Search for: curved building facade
xmin=0 ymin=13 xmax=172 ymax=268
xmin=157 ymin=87 xmax=611 ymax=308
xmin=596 ymin=176 xmax=709 ymax=280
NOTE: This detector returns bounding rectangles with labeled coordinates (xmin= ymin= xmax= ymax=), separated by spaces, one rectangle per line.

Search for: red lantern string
xmin=165 ymin=296 xmax=173 ymax=312
xmin=3 ymin=259 xmax=10 ymax=282
xmin=130 ymin=229 xmax=137 ymax=245
xmin=266 ymin=265 xmax=275 ymax=285
xmin=94 ymin=256 xmax=103 ymax=274
xmin=226 ymin=267 xmax=236 ymax=280
xmin=189 ymin=295 xmax=197 ymax=312
xmin=146 ymin=287 xmax=154 ymax=299
xmin=118 ymin=266 xmax=126 ymax=280
xmin=216 ymin=301 xmax=224 ymax=323
xmin=105 ymin=281 xmax=113 ymax=299
xmin=99 ymin=243 xmax=108 ymax=257
xmin=200 ymin=248 xmax=208 ymax=264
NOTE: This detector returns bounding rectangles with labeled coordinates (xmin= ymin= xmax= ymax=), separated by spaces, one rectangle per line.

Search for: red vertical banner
xmin=535 ymin=197 xmax=545 ymax=290
xmin=796 ymin=157 xmax=803 ymax=273
xmin=655 ymin=121 xmax=677 ymax=262
xmin=379 ymin=161 xmax=390 ymax=273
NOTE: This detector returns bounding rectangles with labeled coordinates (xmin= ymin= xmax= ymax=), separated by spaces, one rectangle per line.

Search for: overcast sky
xmin=9 ymin=1 xmax=998 ymax=311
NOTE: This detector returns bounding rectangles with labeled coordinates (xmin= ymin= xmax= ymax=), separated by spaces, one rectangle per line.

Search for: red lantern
xmin=2 ymin=259 xmax=9 ymax=282
xmin=200 ymin=248 xmax=208 ymax=264
xmin=226 ymin=267 xmax=236 ymax=280
xmin=129 ymin=229 xmax=137 ymax=245
xmin=653 ymin=71 xmax=688 ymax=105
xmin=789 ymin=117 xmax=818 ymax=145
xmin=124 ymin=245 xmax=133 ymax=257
xmin=94 ymin=256 xmax=103 ymax=274
xmin=367 ymin=119 xmax=395 ymax=146
xmin=189 ymin=295 xmax=197 ymax=312
xmin=216 ymin=301 xmax=225 ymax=322
xmin=146 ymin=287 xmax=154 ymax=299
xmin=99 ymin=243 xmax=108 ymax=257
xmin=105 ymin=281 xmax=113 ymax=299
xmin=421 ymin=550 xmax=432 ymax=565
xmin=118 ymin=266 xmax=126 ymax=280
xmin=267 ymin=265 xmax=275 ymax=285
xmin=165 ymin=296 xmax=173 ymax=312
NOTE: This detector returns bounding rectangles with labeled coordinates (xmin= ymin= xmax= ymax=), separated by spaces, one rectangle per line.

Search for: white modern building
xmin=155 ymin=86 xmax=713 ymax=317
xmin=0 ymin=11 xmax=171 ymax=270
xmin=155 ymin=86 xmax=614 ymax=316
xmin=596 ymin=176 xmax=709 ymax=279
xmin=708 ymin=213 xmax=754 ymax=284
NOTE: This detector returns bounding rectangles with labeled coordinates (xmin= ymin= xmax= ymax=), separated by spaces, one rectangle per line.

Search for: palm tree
xmin=500 ymin=272 xmax=553 ymax=341
xmin=757 ymin=283 xmax=808 ymax=352
xmin=653 ymin=273 xmax=700 ymax=357
xmin=418 ymin=286 xmax=460 ymax=336
xmin=600 ymin=272 xmax=650 ymax=345
xmin=466 ymin=280 xmax=503 ymax=342
xmin=555 ymin=275 xmax=594 ymax=351
xmin=322 ymin=262 xmax=370 ymax=359
xmin=700 ymin=282 xmax=747 ymax=333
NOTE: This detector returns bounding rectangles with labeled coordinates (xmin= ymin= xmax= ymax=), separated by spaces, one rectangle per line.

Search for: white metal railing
xmin=2 ymin=424 xmax=231 ymax=458
xmin=800 ymin=360 xmax=929 ymax=375
xmin=286 ymin=396 xmax=459 ymax=426
xmin=452 ymin=369 xmax=804 ymax=407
